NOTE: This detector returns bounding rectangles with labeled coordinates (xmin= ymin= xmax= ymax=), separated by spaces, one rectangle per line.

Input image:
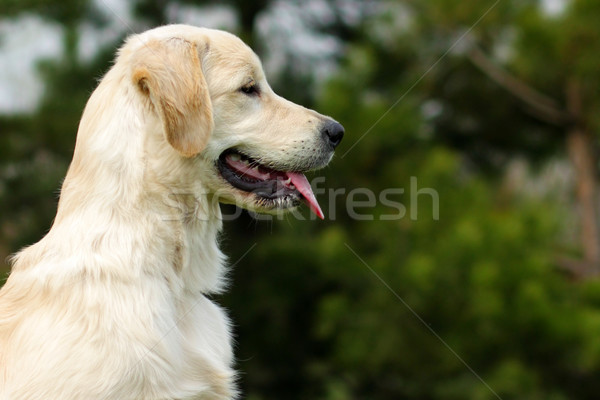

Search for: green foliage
xmin=222 ymin=64 xmax=600 ymax=398
xmin=221 ymin=2 xmax=600 ymax=397
xmin=1 ymin=0 xmax=92 ymax=25
xmin=0 ymin=2 xmax=119 ymax=274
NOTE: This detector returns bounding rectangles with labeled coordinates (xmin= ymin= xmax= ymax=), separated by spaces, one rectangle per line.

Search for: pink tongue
xmin=225 ymin=154 xmax=324 ymax=219
xmin=226 ymin=156 xmax=271 ymax=180
xmin=286 ymin=172 xmax=324 ymax=220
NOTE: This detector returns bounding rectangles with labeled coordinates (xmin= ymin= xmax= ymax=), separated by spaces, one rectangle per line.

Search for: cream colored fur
xmin=0 ymin=25 xmax=339 ymax=400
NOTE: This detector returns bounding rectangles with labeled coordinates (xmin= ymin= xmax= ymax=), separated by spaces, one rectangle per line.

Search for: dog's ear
xmin=132 ymin=38 xmax=213 ymax=157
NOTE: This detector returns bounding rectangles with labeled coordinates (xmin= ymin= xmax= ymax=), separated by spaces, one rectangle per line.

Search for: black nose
xmin=321 ymin=120 xmax=345 ymax=149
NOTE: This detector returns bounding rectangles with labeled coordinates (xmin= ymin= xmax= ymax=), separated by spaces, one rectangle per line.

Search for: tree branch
xmin=466 ymin=45 xmax=572 ymax=126
xmin=558 ymin=257 xmax=600 ymax=280
xmin=565 ymin=79 xmax=600 ymax=272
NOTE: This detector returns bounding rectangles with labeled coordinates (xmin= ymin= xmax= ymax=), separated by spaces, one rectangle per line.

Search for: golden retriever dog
xmin=0 ymin=25 xmax=343 ymax=399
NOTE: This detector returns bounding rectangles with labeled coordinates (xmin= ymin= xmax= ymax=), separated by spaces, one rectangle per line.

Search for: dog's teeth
xmin=284 ymin=177 xmax=292 ymax=185
xmin=289 ymin=184 xmax=295 ymax=190
xmin=229 ymin=153 xmax=241 ymax=162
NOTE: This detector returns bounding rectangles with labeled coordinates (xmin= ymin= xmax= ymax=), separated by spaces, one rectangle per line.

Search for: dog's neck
xmin=12 ymin=68 xmax=227 ymax=295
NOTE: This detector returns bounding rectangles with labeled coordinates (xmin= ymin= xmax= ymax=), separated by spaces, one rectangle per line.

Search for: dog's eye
xmin=240 ymin=83 xmax=259 ymax=96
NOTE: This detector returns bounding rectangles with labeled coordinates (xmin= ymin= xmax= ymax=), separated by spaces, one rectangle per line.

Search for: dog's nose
xmin=322 ymin=120 xmax=345 ymax=149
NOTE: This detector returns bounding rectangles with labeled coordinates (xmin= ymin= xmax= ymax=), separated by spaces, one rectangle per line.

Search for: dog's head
xmin=126 ymin=25 xmax=343 ymax=219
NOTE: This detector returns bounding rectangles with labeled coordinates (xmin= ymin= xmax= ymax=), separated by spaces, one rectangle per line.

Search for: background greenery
xmin=2 ymin=0 xmax=600 ymax=398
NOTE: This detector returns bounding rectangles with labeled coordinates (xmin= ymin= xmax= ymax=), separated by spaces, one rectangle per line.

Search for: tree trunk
xmin=466 ymin=45 xmax=600 ymax=277
xmin=565 ymin=79 xmax=600 ymax=276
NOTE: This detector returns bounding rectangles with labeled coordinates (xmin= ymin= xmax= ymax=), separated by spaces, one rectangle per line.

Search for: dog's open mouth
xmin=217 ymin=150 xmax=324 ymax=219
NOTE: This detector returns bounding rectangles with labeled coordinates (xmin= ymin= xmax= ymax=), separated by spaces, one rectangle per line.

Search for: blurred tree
xmin=0 ymin=0 xmax=118 ymax=280
xmin=2 ymin=0 xmax=89 ymax=23
xmin=403 ymin=0 xmax=600 ymax=276
xmin=133 ymin=0 xmax=270 ymax=45
xmin=223 ymin=1 xmax=600 ymax=398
